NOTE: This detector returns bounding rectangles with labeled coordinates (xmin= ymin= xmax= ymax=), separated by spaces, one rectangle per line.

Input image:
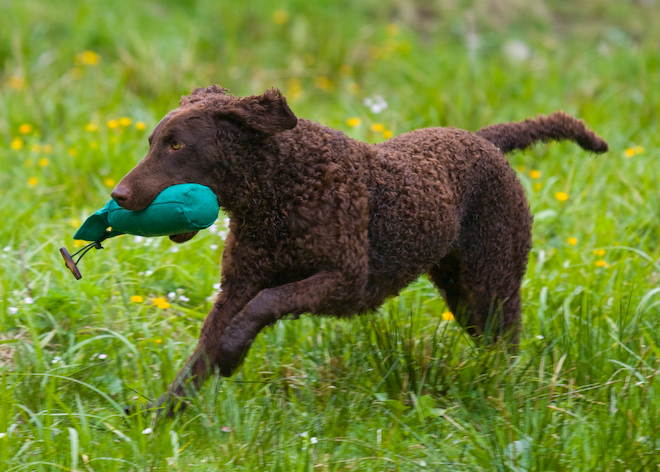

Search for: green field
xmin=1 ymin=0 xmax=659 ymax=470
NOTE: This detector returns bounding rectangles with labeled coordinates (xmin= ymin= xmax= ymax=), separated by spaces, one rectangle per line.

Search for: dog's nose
xmin=111 ymin=185 xmax=132 ymax=205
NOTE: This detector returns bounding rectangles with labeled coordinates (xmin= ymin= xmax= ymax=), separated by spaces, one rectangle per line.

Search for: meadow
xmin=1 ymin=0 xmax=659 ymax=470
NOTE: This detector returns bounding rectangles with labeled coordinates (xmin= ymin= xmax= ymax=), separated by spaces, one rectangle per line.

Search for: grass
xmin=1 ymin=0 xmax=659 ymax=470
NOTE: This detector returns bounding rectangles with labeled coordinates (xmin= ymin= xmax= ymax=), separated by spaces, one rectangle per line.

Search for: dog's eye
xmin=171 ymin=141 xmax=182 ymax=150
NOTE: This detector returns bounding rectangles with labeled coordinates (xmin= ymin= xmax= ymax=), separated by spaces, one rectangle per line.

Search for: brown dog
xmin=113 ymin=85 xmax=607 ymax=412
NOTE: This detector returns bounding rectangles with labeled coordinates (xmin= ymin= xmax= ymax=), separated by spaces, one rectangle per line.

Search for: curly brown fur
xmin=112 ymin=86 xmax=607 ymax=414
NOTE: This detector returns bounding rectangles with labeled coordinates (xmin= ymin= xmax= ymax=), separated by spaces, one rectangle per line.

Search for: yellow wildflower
xmin=567 ymin=237 xmax=578 ymax=246
xmin=314 ymin=76 xmax=333 ymax=91
xmin=530 ymin=170 xmax=541 ymax=179
xmin=18 ymin=123 xmax=33 ymax=134
xmin=11 ymin=138 xmax=24 ymax=150
xmin=39 ymin=158 xmax=49 ymax=167
xmin=624 ymin=148 xmax=635 ymax=158
xmin=271 ymin=10 xmax=289 ymax=24
xmin=555 ymin=192 xmax=569 ymax=202
xmin=155 ymin=339 xmax=162 ymax=344
xmin=9 ymin=76 xmax=26 ymax=90
xmin=118 ymin=117 xmax=132 ymax=127
xmin=441 ymin=311 xmax=454 ymax=321
xmin=382 ymin=130 xmax=393 ymax=139
xmin=74 ymin=50 xmax=101 ymax=66
xmin=28 ymin=177 xmax=38 ymax=187
xmin=85 ymin=123 xmax=99 ymax=132
xmin=347 ymin=82 xmax=360 ymax=94
xmin=153 ymin=298 xmax=170 ymax=309
xmin=69 ymin=218 xmax=81 ymax=227
xmin=130 ymin=295 xmax=144 ymax=303
xmin=592 ymin=249 xmax=605 ymax=256
xmin=135 ymin=121 xmax=146 ymax=131
xmin=596 ymin=260 xmax=609 ymax=268
xmin=634 ymin=146 xmax=643 ymax=154
xmin=107 ymin=119 xmax=119 ymax=129
xmin=74 ymin=240 xmax=86 ymax=248
xmin=370 ymin=123 xmax=385 ymax=132
xmin=31 ymin=144 xmax=41 ymax=153
xmin=68 ymin=148 xmax=78 ymax=157
xmin=285 ymin=78 xmax=303 ymax=101
xmin=103 ymin=178 xmax=115 ymax=187
xmin=347 ymin=118 xmax=361 ymax=127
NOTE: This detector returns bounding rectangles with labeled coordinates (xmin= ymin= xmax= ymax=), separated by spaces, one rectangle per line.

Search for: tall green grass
xmin=1 ymin=0 xmax=659 ymax=469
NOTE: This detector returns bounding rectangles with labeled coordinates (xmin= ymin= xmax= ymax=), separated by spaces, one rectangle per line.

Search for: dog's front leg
xmin=214 ymin=270 xmax=354 ymax=375
xmin=156 ymin=285 xmax=258 ymax=414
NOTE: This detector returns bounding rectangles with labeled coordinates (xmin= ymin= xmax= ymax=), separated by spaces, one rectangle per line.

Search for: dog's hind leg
xmin=428 ymin=252 xmax=524 ymax=345
xmin=427 ymin=253 xmax=465 ymax=321
xmin=428 ymin=171 xmax=532 ymax=344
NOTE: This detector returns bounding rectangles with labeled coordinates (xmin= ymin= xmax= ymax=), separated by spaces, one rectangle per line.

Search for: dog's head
xmin=111 ymin=85 xmax=298 ymax=212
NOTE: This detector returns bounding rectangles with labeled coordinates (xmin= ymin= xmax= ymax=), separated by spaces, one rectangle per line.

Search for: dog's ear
xmin=229 ymin=89 xmax=298 ymax=136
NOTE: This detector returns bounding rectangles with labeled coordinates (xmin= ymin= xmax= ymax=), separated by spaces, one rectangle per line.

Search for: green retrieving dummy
xmin=74 ymin=183 xmax=220 ymax=241
xmin=61 ymin=183 xmax=219 ymax=280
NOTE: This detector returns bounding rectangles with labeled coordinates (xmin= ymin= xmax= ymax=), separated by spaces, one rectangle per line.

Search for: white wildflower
xmin=310 ymin=437 xmax=318 ymax=444
xmin=208 ymin=224 xmax=218 ymax=234
xmin=299 ymin=431 xmax=308 ymax=438
xmin=2 ymin=246 xmax=10 ymax=252
xmin=98 ymin=353 xmax=107 ymax=360
xmin=133 ymin=235 xmax=144 ymax=244
xmin=23 ymin=297 xmax=34 ymax=304
xmin=145 ymin=270 xmax=154 ymax=276
xmin=52 ymin=356 xmax=62 ymax=364
xmin=503 ymin=40 xmax=531 ymax=62
xmin=178 ymin=295 xmax=190 ymax=302
xmin=218 ymin=231 xmax=227 ymax=239
xmin=213 ymin=283 xmax=221 ymax=291
xmin=142 ymin=427 xmax=152 ymax=435
xmin=209 ymin=244 xmax=218 ymax=251
xmin=167 ymin=292 xmax=176 ymax=300
xmin=7 ymin=307 xmax=18 ymax=315
xmin=536 ymin=335 xmax=544 ymax=340
xmin=170 ymin=246 xmax=180 ymax=253
xmin=0 ymin=432 xmax=6 ymax=439
xmin=363 ymin=95 xmax=388 ymax=114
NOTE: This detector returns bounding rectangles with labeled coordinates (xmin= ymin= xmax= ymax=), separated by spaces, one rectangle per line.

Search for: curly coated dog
xmin=112 ymin=85 xmax=607 ymax=412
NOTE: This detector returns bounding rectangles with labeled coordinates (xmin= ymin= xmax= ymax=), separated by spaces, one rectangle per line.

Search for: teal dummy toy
xmin=60 ymin=183 xmax=219 ymax=279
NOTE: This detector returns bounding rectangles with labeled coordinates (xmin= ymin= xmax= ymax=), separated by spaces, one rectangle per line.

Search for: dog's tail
xmin=476 ymin=111 xmax=608 ymax=155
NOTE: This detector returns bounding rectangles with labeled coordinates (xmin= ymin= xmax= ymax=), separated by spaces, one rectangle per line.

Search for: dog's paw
xmin=169 ymin=231 xmax=199 ymax=244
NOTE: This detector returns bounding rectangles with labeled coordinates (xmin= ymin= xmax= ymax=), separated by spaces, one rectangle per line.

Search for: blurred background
xmin=1 ymin=0 xmax=659 ymax=470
